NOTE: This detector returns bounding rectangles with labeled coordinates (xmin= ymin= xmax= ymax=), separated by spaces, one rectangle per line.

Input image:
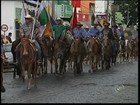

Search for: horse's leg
xmin=27 ymin=66 xmax=32 ymax=90
xmin=54 ymin=59 xmax=58 ymax=75
xmin=50 ymin=59 xmax=53 ymax=74
xmin=21 ymin=65 xmax=25 ymax=82
xmin=33 ymin=61 xmax=37 ymax=88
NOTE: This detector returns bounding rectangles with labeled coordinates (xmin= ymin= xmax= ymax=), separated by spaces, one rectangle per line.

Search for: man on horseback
xmin=72 ymin=22 xmax=88 ymax=53
xmin=61 ymin=22 xmax=74 ymax=48
xmin=52 ymin=18 xmax=66 ymax=40
xmin=102 ymin=21 xmax=116 ymax=53
xmin=88 ymin=22 xmax=100 ymax=38
xmin=15 ymin=14 xmax=42 ymax=65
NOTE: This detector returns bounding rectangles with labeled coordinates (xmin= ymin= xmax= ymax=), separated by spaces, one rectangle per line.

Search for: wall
xmin=81 ymin=0 xmax=95 ymax=14
xmin=1 ymin=1 xmax=22 ymax=41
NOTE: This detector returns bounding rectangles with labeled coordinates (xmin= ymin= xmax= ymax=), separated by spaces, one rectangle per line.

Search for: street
xmin=1 ymin=61 xmax=138 ymax=103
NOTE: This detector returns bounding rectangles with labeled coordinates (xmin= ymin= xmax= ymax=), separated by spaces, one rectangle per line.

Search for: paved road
xmin=1 ymin=61 xmax=138 ymax=103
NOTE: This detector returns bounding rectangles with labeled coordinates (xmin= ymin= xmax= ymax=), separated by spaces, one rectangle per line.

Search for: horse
xmin=11 ymin=38 xmax=21 ymax=78
xmin=87 ymin=37 xmax=101 ymax=72
xmin=70 ymin=38 xmax=86 ymax=74
xmin=38 ymin=36 xmax=54 ymax=75
xmin=53 ymin=39 xmax=68 ymax=77
xmin=102 ymin=35 xmax=112 ymax=70
xmin=19 ymin=36 xmax=37 ymax=89
xmin=1 ymin=55 xmax=6 ymax=92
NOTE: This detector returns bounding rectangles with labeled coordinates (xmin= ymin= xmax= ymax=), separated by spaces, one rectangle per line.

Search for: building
xmin=1 ymin=0 xmax=22 ymax=41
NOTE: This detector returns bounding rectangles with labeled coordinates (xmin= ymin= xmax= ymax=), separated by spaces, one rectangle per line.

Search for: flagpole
xmin=31 ymin=0 xmax=39 ymax=40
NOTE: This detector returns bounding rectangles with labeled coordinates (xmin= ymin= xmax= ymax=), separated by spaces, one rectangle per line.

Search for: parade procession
xmin=1 ymin=0 xmax=138 ymax=103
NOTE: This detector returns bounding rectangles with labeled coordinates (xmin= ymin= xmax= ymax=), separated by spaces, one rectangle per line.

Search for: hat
xmin=63 ymin=22 xmax=70 ymax=26
xmin=56 ymin=17 xmax=63 ymax=21
xmin=25 ymin=14 xmax=32 ymax=19
xmin=103 ymin=21 xmax=110 ymax=26
xmin=85 ymin=26 xmax=89 ymax=28
xmin=76 ymin=22 xmax=83 ymax=26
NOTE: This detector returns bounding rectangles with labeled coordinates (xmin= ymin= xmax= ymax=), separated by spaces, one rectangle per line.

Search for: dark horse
xmin=38 ymin=36 xmax=54 ymax=75
xmin=53 ymin=39 xmax=67 ymax=77
xmin=19 ymin=36 xmax=37 ymax=90
xmin=70 ymin=38 xmax=86 ymax=74
xmin=11 ymin=38 xmax=21 ymax=78
xmin=1 ymin=55 xmax=6 ymax=92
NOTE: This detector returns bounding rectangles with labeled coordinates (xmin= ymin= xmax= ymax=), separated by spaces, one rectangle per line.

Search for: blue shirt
xmin=73 ymin=27 xmax=87 ymax=38
xmin=88 ymin=27 xmax=100 ymax=37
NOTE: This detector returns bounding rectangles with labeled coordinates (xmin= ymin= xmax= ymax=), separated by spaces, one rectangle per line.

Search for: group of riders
xmin=1 ymin=14 xmax=138 ymax=91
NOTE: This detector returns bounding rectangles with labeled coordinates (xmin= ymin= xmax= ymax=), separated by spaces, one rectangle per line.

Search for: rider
xmin=15 ymin=14 xmax=42 ymax=65
xmin=102 ymin=21 xmax=116 ymax=53
xmin=88 ymin=22 xmax=100 ymax=38
xmin=72 ymin=22 xmax=88 ymax=53
xmin=52 ymin=18 xmax=66 ymax=40
xmin=61 ymin=22 xmax=74 ymax=48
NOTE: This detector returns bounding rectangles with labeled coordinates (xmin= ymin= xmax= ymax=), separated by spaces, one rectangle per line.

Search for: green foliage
xmin=115 ymin=0 xmax=138 ymax=25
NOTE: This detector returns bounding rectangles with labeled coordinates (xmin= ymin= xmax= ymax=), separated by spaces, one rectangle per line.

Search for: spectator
xmin=6 ymin=32 xmax=12 ymax=43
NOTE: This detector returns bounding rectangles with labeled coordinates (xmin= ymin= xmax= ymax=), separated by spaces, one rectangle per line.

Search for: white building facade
xmin=1 ymin=0 xmax=22 ymax=41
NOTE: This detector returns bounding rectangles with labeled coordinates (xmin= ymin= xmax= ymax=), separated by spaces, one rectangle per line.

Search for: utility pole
xmin=52 ymin=0 xmax=56 ymax=19
xmin=106 ymin=0 xmax=109 ymax=21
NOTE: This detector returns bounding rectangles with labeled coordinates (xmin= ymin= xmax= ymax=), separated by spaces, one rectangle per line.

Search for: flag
xmin=45 ymin=1 xmax=56 ymax=27
xmin=37 ymin=1 xmax=53 ymax=38
xmin=71 ymin=0 xmax=81 ymax=7
xmin=20 ymin=2 xmax=26 ymax=25
xmin=50 ymin=15 xmax=56 ymax=27
xmin=38 ymin=1 xmax=49 ymax=25
xmin=43 ymin=21 xmax=53 ymax=38
xmin=24 ymin=0 xmax=42 ymax=7
xmin=70 ymin=5 xmax=77 ymax=31
xmin=98 ymin=19 xmax=104 ymax=27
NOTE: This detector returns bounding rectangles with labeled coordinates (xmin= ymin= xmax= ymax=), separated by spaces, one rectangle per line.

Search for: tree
xmin=115 ymin=0 xmax=138 ymax=25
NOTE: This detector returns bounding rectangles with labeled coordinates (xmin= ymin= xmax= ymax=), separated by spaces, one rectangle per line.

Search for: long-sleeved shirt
xmin=53 ymin=25 xmax=66 ymax=39
xmin=73 ymin=27 xmax=87 ymax=38
xmin=20 ymin=20 xmax=40 ymax=39
xmin=88 ymin=27 xmax=100 ymax=37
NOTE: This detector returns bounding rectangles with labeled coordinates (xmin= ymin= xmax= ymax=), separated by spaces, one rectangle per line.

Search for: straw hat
xmin=56 ymin=17 xmax=63 ymax=21
xmin=25 ymin=14 xmax=32 ymax=19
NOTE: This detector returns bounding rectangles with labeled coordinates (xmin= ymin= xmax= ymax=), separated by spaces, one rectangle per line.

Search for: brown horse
xmin=1 ymin=55 xmax=6 ymax=92
xmin=102 ymin=35 xmax=112 ymax=70
xmin=70 ymin=38 xmax=86 ymax=74
xmin=87 ymin=37 xmax=101 ymax=72
xmin=53 ymin=39 xmax=67 ymax=77
xmin=38 ymin=37 xmax=53 ymax=75
xmin=19 ymin=36 xmax=37 ymax=89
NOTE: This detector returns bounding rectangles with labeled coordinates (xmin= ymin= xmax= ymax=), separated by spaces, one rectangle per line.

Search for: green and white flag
xmin=38 ymin=1 xmax=49 ymax=25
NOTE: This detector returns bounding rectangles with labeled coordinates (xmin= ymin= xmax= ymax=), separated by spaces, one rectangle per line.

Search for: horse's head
xmin=103 ymin=35 xmax=110 ymax=47
xmin=20 ymin=37 xmax=30 ymax=56
xmin=72 ymin=38 xmax=82 ymax=53
xmin=87 ymin=37 xmax=96 ymax=52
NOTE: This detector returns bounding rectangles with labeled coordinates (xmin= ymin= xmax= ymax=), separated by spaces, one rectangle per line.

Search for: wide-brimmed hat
xmin=76 ymin=22 xmax=83 ymax=26
xmin=103 ymin=21 xmax=110 ymax=26
xmin=56 ymin=17 xmax=63 ymax=21
xmin=25 ymin=14 xmax=32 ymax=19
